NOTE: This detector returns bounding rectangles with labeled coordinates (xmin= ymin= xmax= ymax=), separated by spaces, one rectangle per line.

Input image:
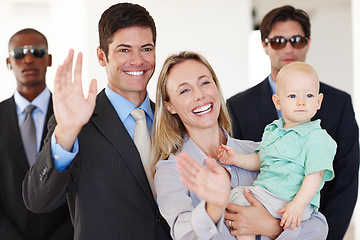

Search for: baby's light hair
xmin=276 ymin=62 xmax=319 ymax=93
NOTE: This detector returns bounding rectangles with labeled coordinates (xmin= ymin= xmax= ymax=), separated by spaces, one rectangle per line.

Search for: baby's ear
xmin=317 ymin=93 xmax=324 ymax=110
xmin=164 ymin=101 xmax=176 ymax=114
xmin=272 ymin=94 xmax=282 ymax=110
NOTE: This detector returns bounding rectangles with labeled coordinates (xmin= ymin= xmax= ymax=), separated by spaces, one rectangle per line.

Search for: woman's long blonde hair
xmin=151 ymin=51 xmax=232 ymax=174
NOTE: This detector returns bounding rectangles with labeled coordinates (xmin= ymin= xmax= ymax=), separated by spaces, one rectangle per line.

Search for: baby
xmin=219 ymin=62 xmax=336 ymax=240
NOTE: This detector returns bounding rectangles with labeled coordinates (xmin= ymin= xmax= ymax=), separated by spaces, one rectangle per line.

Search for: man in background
xmin=227 ymin=5 xmax=359 ymax=240
xmin=0 ymin=28 xmax=73 ymax=239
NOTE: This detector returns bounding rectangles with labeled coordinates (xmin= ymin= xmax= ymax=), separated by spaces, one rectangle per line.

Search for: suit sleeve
xmin=22 ymin=115 xmax=75 ymax=214
xmin=319 ymin=95 xmax=359 ymax=240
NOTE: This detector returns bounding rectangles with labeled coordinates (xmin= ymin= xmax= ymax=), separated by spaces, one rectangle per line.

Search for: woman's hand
xmin=176 ymin=152 xmax=230 ymax=223
xmin=225 ymin=187 xmax=283 ymax=239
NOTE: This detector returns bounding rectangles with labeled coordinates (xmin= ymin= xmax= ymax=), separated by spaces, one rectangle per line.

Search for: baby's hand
xmin=278 ymin=201 xmax=303 ymax=230
xmin=217 ymin=144 xmax=237 ymax=166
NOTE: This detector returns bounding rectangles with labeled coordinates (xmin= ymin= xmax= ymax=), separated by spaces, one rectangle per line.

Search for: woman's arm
xmin=155 ymin=152 xmax=230 ymax=239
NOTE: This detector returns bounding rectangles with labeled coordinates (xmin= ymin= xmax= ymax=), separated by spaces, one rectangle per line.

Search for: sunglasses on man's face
xmin=9 ymin=45 xmax=47 ymax=60
xmin=264 ymin=36 xmax=308 ymax=50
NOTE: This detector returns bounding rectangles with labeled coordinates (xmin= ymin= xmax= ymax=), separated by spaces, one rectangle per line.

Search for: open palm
xmin=176 ymin=152 xmax=230 ymax=208
xmin=53 ymin=50 xmax=97 ymax=150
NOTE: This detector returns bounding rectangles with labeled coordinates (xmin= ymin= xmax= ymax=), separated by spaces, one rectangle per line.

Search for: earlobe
xmin=305 ymin=38 xmax=311 ymax=54
xmin=97 ymin=47 xmax=106 ymax=67
xmin=48 ymin=54 xmax=52 ymax=67
xmin=262 ymin=41 xmax=268 ymax=54
xmin=164 ymin=101 xmax=176 ymax=114
xmin=6 ymin=58 xmax=12 ymax=70
xmin=318 ymin=93 xmax=324 ymax=109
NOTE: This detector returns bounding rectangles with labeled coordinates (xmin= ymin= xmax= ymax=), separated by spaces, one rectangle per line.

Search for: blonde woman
xmin=152 ymin=51 xmax=328 ymax=240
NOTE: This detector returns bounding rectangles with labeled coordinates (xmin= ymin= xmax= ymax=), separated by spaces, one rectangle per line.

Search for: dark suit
xmin=23 ymin=90 xmax=171 ymax=240
xmin=227 ymin=78 xmax=360 ymax=240
xmin=0 ymin=95 xmax=73 ymax=240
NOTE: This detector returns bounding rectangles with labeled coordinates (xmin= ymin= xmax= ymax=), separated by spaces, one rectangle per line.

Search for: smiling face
xmin=263 ymin=20 xmax=310 ymax=80
xmin=97 ymin=26 xmax=155 ymax=105
xmin=272 ymin=62 xmax=323 ymax=129
xmin=7 ymin=32 xmax=51 ymax=92
xmin=164 ymin=59 xmax=221 ymax=134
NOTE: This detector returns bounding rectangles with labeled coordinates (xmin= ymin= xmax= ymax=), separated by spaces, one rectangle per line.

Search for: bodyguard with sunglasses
xmin=0 ymin=28 xmax=73 ymax=239
xmin=227 ymin=5 xmax=359 ymax=240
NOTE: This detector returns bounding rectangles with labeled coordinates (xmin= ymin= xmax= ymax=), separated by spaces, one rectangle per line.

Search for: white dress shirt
xmin=14 ymin=87 xmax=50 ymax=153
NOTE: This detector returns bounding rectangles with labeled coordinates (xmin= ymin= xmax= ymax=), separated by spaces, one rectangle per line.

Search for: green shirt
xmin=253 ymin=118 xmax=337 ymax=209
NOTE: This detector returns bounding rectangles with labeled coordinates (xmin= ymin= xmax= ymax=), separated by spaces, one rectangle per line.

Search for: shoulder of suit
xmin=0 ymin=96 xmax=15 ymax=109
xmin=320 ymin=82 xmax=351 ymax=99
xmin=227 ymin=79 xmax=268 ymax=103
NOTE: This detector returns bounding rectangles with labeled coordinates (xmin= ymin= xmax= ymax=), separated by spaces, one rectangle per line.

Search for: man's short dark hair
xmin=259 ymin=5 xmax=310 ymax=41
xmin=9 ymin=28 xmax=48 ymax=50
xmin=98 ymin=2 xmax=156 ymax=59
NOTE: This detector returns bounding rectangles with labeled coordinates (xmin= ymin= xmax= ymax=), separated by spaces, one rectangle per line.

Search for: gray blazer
xmin=23 ymin=90 xmax=171 ymax=240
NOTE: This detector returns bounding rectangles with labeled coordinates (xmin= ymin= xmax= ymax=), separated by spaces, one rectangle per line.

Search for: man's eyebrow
xmin=115 ymin=43 xmax=155 ymax=48
xmin=116 ymin=44 xmax=131 ymax=48
xmin=142 ymin=43 xmax=155 ymax=48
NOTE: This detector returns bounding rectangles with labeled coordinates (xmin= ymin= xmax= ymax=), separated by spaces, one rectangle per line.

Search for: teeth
xmin=125 ymin=71 xmax=145 ymax=76
xmin=193 ymin=104 xmax=212 ymax=115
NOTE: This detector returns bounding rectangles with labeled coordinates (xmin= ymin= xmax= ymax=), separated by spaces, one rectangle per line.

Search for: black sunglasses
xmin=264 ymin=36 xmax=308 ymax=50
xmin=9 ymin=45 xmax=47 ymax=60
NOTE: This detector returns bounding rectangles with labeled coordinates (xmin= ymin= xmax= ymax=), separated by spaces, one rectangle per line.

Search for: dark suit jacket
xmin=0 ymin=95 xmax=73 ymax=240
xmin=227 ymin=78 xmax=360 ymax=240
xmin=23 ymin=90 xmax=171 ymax=240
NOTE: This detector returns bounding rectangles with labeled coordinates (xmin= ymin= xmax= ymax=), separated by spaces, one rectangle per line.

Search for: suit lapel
xmin=255 ymin=79 xmax=278 ymax=126
xmin=40 ymin=95 xmax=53 ymax=149
xmin=91 ymin=91 xmax=155 ymax=204
xmin=7 ymin=97 xmax=30 ymax=171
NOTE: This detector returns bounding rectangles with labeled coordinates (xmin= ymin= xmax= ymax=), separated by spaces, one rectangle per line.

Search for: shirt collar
xmin=104 ymin=85 xmax=153 ymax=122
xmin=14 ymin=87 xmax=50 ymax=115
xmin=269 ymin=118 xmax=322 ymax=137
xmin=182 ymin=126 xmax=229 ymax=164
xmin=268 ymin=74 xmax=277 ymax=95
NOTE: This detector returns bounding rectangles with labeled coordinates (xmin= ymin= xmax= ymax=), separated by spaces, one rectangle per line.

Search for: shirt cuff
xmin=191 ymin=200 xmax=220 ymax=238
xmin=51 ymin=133 xmax=79 ymax=171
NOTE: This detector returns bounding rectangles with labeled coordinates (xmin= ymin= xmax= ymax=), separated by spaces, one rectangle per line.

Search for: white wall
xmin=0 ymin=0 xmax=251 ymax=102
xmin=0 ymin=0 xmax=354 ymax=102
xmin=84 ymin=0 xmax=252 ymax=101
